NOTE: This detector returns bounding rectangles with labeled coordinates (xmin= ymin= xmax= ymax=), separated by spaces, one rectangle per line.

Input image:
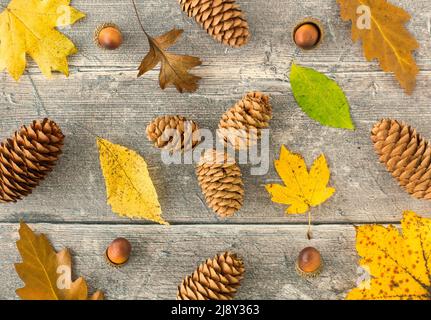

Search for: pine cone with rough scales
xmin=177 ymin=251 xmax=245 ymax=300
xmin=196 ymin=149 xmax=244 ymax=217
xmin=218 ymin=92 xmax=272 ymax=150
xmin=178 ymin=0 xmax=250 ymax=48
xmin=0 ymin=119 xmax=64 ymax=203
xmin=371 ymin=119 xmax=431 ymax=200
xmin=146 ymin=115 xmax=201 ymax=153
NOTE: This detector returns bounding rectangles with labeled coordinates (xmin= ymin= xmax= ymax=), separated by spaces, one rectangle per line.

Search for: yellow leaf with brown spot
xmin=15 ymin=221 xmax=103 ymax=300
xmin=347 ymin=211 xmax=431 ymax=300
xmin=97 ymin=137 xmax=168 ymax=225
xmin=265 ymin=145 xmax=335 ymax=214
xmin=337 ymin=0 xmax=419 ymax=95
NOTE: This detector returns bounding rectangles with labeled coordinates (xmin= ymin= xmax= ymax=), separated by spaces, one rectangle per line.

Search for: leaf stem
xmin=131 ymin=0 xmax=149 ymax=37
xmin=307 ymin=210 xmax=312 ymax=240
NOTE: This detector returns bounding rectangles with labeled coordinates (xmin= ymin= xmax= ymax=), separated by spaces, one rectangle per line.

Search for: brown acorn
xmin=105 ymin=238 xmax=132 ymax=267
xmin=295 ymin=247 xmax=323 ymax=277
xmin=293 ymin=19 xmax=323 ymax=50
xmin=95 ymin=23 xmax=123 ymax=50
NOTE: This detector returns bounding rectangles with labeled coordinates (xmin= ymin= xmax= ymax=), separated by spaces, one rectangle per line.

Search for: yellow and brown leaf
xmin=265 ymin=145 xmax=335 ymax=214
xmin=138 ymin=28 xmax=201 ymax=93
xmin=348 ymin=211 xmax=431 ymax=300
xmin=15 ymin=221 xmax=103 ymax=300
xmin=337 ymin=0 xmax=419 ymax=94
xmin=0 ymin=0 xmax=85 ymax=80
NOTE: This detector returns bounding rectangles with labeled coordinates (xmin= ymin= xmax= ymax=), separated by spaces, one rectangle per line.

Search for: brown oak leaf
xmin=14 ymin=221 xmax=103 ymax=300
xmin=337 ymin=0 xmax=419 ymax=95
xmin=138 ymin=28 xmax=202 ymax=93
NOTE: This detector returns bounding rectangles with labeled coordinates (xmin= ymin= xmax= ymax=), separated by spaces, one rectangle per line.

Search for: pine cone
xmin=0 ymin=119 xmax=64 ymax=203
xmin=177 ymin=251 xmax=245 ymax=300
xmin=146 ymin=115 xmax=201 ymax=153
xmin=371 ymin=119 xmax=431 ymax=200
xmin=218 ymin=92 xmax=272 ymax=150
xmin=178 ymin=0 xmax=250 ymax=48
xmin=196 ymin=149 xmax=244 ymax=217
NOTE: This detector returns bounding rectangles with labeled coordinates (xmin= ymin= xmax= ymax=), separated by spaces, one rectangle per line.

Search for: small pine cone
xmin=0 ymin=119 xmax=64 ymax=203
xmin=371 ymin=119 xmax=431 ymax=200
xmin=196 ymin=149 xmax=244 ymax=217
xmin=146 ymin=115 xmax=201 ymax=153
xmin=218 ymin=92 xmax=272 ymax=150
xmin=177 ymin=251 xmax=245 ymax=300
xmin=178 ymin=0 xmax=250 ymax=48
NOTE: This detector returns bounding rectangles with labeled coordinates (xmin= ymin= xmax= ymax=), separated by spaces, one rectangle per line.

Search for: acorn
xmin=94 ymin=23 xmax=123 ymax=50
xmin=293 ymin=19 xmax=323 ymax=50
xmin=105 ymin=237 xmax=132 ymax=267
xmin=295 ymin=247 xmax=323 ymax=277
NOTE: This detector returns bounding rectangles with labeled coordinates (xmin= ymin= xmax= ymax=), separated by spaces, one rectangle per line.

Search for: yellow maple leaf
xmin=348 ymin=211 xmax=431 ymax=300
xmin=265 ymin=145 xmax=335 ymax=214
xmin=337 ymin=0 xmax=419 ymax=95
xmin=15 ymin=221 xmax=103 ymax=300
xmin=97 ymin=138 xmax=168 ymax=225
xmin=0 ymin=0 xmax=85 ymax=80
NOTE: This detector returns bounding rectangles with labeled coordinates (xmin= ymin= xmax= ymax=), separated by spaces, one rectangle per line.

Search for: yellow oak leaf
xmin=265 ymin=145 xmax=335 ymax=214
xmin=348 ymin=211 xmax=431 ymax=300
xmin=0 ymin=0 xmax=85 ymax=80
xmin=97 ymin=138 xmax=168 ymax=225
xmin=337 ymin=0 xmax=419 ymax=95
xmin=15 ymin=221 xmax=103 ymax=300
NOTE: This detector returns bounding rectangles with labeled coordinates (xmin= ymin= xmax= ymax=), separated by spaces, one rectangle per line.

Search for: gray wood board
xmin=0 ymin=0 xmax=431 ymax=223
xmin=0 ymin=223 xmax=359 ymax=300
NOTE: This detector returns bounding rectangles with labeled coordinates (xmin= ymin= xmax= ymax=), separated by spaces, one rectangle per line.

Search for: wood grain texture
xmin=0 ymin=223 xmax=359 ymax=300
xmin=0 ymin=0 xmax=430 ymax=300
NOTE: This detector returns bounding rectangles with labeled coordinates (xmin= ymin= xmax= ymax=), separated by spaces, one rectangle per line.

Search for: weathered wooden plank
xmin=0 ymin=223 xmax=360 ymax=300
xmin=1 ymin=69 xmax=431 ymax=224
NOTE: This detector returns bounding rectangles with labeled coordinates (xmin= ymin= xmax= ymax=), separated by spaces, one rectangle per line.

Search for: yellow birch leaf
xmin=97 ymin=137 xmax=168 ymax=225
xmin=337 ymin=0 xmax=419 ymax=95
xmin=347 ymin=211 xmax=431 ymax=300
xmin=0 ymin=0 xmax=85 ymax=80
xmin=265 ymin=145 xmax=335 ymax=214
xmin=15 ymin=221 xmax=102 ymax=300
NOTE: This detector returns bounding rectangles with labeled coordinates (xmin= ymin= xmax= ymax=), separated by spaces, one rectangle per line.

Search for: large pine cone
xmin=371 ymin=119 xmax=431 ymax=200
xmin=178 ymin=0 xmax=250 ymax=48
xmin=146 ymin=115 xmax=201 ymax=153
xmin=177 ymin=251 xmax=245 ymax=300
xmin=196 ymin=149 xmax=244 ymax=217
xmin=218 ymin=92 xmax=272 ymax=150
xmin=0 ymin=119 xmax=64 ymax=203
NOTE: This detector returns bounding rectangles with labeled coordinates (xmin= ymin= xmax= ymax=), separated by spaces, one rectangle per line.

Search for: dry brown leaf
xmin=138 ymin=28 xmax=202 ymax=93
xmin=337 ymin=0 xmax=419 ymax=95
xmin=14 ymin=221 xmax=103 ymax=300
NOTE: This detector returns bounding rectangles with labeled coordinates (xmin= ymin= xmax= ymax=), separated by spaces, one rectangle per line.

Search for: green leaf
xmin=290 ymin=63 xmax=355 ymax=130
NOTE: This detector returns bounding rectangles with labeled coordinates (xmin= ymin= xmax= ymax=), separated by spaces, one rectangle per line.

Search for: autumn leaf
xmin=290 ymin=63 xmax=355 ymax=130
xmin=0 ymin=0 xmax=85 ymax=80
xmin=348 ymin=211 xmax=431 ymax=300
xmin=337 ymin=0 xmax=419 ymax=95
xmin=97 ymin=137 xmax=168 ymax=225
xmin=15 ymin=221 xmax=103 ymax=300
xmin=137 ymin=28 xmax=202 ymax=93
xmin=265 ymin=145 xmax=335 ymax=214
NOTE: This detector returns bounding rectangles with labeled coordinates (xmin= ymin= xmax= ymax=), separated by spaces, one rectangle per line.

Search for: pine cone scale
xmin=178 ymin=252 xmax=244 ymax=300
xmin=179 ymin=0 xmax=250 ymax=47
xmin=371 ymin=119 xmax=431 ymax=200
xmin=0 ymin=119 xmax=63 ymax=203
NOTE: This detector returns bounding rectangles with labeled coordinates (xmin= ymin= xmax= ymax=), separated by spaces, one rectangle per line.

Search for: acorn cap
xmin=94 ymin=23 xmax=122 ymax=49
xmin=295 ymin=259 xmax=323 ymax=278
xmin=292 ymin=18 xmax=324 ymax=50
xmin=105 ymin=248 xmax=128 ymax=268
